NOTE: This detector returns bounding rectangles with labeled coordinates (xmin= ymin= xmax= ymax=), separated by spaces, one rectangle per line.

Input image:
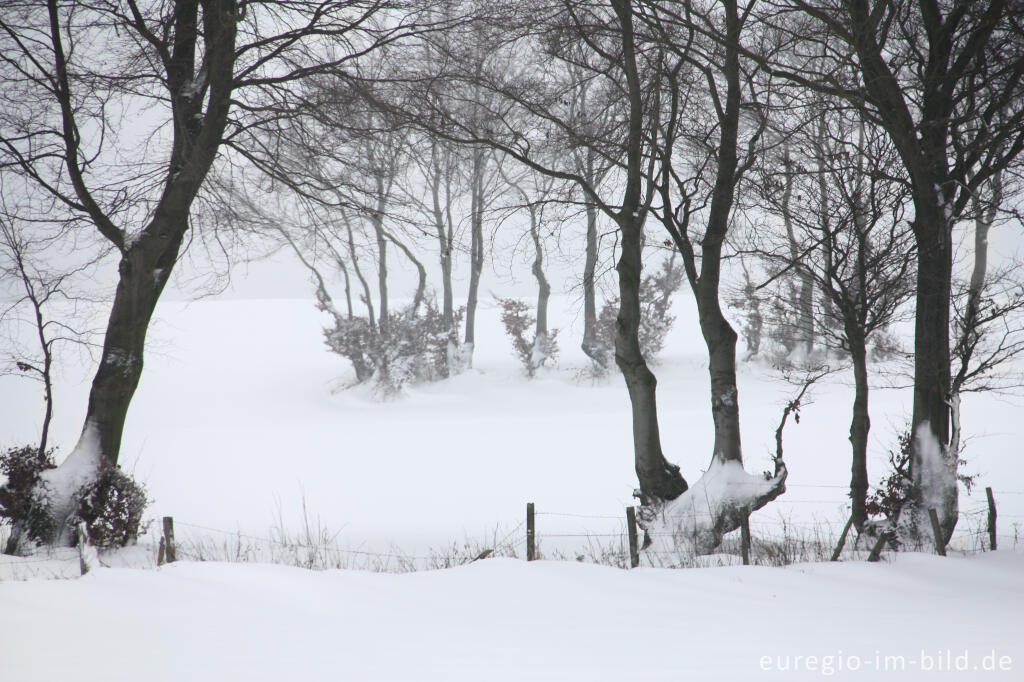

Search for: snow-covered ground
xmin=2 ymin=284 xmax=1024 ymax=680
xmin=1 ymin=553 xmax=1022 ymax=681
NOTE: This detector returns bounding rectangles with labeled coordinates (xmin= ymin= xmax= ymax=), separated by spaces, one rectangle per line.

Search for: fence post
xmin=986 ymin=487 xmax=997 ymax=551
xmin=526 ymin=503 xmax=535 ymax=561
xmin=867 ymin=531 xmax=889 ymax=562
xmin=740 ymin=508 xmax=751 ymax=566
xmin=831 ymin=516 xmax=855 ymax=562
xmin=163 ymin=516 xmax=177 ymax=564
xmin=626 ymin=506 xmax=640 ymax=569
xmin=928 ymin=508 xmax=947 ymax=557
xmin=77 ymin=522 xmax=92 ymax=575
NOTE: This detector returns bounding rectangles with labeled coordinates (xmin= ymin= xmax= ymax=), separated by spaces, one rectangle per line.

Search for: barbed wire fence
xmin=2 ymin=484 xmax=1023 ymax=581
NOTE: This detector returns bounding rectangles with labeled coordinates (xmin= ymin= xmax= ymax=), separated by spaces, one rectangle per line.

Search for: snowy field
xmin=2 ymin=285 xmax=1024 ymax=680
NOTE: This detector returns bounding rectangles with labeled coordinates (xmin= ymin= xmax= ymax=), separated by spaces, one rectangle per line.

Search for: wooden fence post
xmin=163 ymin=516 xmax=176 ymax=564
xmin=986 ymin=487 xmax=997 ymax=551
xmin=626 ymin=506 xmax=640 ymax=569
xmin=831 ymin=516 xmax=855 ymax=562
xmin=740 ymin=508 xmax=751 ymax=566
xmin=928 ymin=508 xmax=947 ymax=557
xmin=526 ymin=503 xmax=535 ymax=561
xmin=867 ymin=531 xmax=889 ymax=562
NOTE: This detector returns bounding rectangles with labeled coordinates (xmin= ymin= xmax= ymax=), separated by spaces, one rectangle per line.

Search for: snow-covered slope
xmin=2 ymin=294 xmax=1023 ymax=555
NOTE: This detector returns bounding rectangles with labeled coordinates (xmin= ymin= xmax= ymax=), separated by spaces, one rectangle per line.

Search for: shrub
xmin=73 ymin=465 xmax=149 ymax=548
xmin=498 ymin=298 xmax=559 ymax=377
xmin=866 ymin=425 xmax=976 ymax=525
xmin=0 ymin=445 xmax=58 ymax=547
xmin=865 ymin=429 xmax=913 ymax=522
xmin=324 ymin=299 xmax=463 ymax=396
xmin=591 ymin=256 xmax=684 ymax=373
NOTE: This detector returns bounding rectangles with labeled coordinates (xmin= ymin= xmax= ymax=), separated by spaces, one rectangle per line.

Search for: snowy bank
xmin=0 ymin=552 xmax=1021 ymax=681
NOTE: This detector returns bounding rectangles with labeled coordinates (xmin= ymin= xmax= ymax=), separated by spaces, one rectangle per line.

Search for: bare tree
xmin=0 ymin=0 xmax=427 ymax=541
xmin=750 ymin=103 xmax=916 ymax=531
xmin=0 ymin=180 xmax=102 ymax=553
xmin=758 ymin=0 xmax=1024 ymax=540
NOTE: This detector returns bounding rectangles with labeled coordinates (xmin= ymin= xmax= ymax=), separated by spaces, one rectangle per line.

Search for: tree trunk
xmin=615 ymin=214 xmax=687 ymax=503
xmin=430 ymin=141 xmax=456 ymax=332
xmin=610 ymin=0 xmax=686 ymax=504
xmin=580 ymin=153 xmax=605 ymax=368
xmin=530 ymin=205 xmax=551 ymax=368
xmin=783 ymin=145 xmax=815 ymax=356
xmin=384 ymin=228 xmax=426 ymax=318
xmin=345 ymin=214 xmax=376 ymax=328
xmin=463 ymin=147 xmax=486 ymax=365
xmin=87 ymin=232 xmax=181 ymax=464
xmin=696 ymin=0 xmax=743 ymax=468
xmin=373 ymin=214 xmax=389 ymax=333
xmin=908 ymin=189 xmax=957 ymax=541
xmin=848 ymin=331 xmax=870 ymax=531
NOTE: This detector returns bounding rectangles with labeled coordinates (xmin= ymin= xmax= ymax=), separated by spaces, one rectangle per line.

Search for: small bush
xmin=498 ymin=298 xmax=559 ymax=377
xmin=324 ymin=299 xmax=463 ymax=396
xmin=0 ymin=445 xmax=57 ymax=546
xmin=73 ymin=465 xmax=149 ymax=548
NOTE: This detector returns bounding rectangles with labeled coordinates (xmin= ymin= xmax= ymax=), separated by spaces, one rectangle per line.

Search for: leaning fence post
xmin=626 ymin=506 xmax=640 ymax=569
xmin=739 ymin=508 xmax=751 ymax=566
xmin=163 ymin=516 xmax=177 ymax=564
xmin=526 ymin=503 xmax=535 ymax=561
xmin=986 ymin=487 xmax=997 ymax=551
xmin=928 ymin=508 xmax=947 ymax=557
xmin=867 ymin=531 xmax=889 ymax=562
xmin=831 ymin=516 xmax=855 ymax=562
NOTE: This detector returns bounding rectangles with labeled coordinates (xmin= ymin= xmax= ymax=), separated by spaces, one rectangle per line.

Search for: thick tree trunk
xmin=609 ymin=0 xmax=686 ymax=504
xmin=615 ymin=214 xmax=687 ymax=503
xmin=697 ymin=0 xmax=743 ymax=468
xmin=86 ymin=232 xmax=181 ymax=465
xmin=906 ymin=189 xmax=957 ymax=542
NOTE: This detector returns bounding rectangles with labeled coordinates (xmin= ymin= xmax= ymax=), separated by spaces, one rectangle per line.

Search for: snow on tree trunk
xmin=899 ymin=422 xmax=958 ymax=547
xmin=642 ymin=459 xmax=786 ymax=557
